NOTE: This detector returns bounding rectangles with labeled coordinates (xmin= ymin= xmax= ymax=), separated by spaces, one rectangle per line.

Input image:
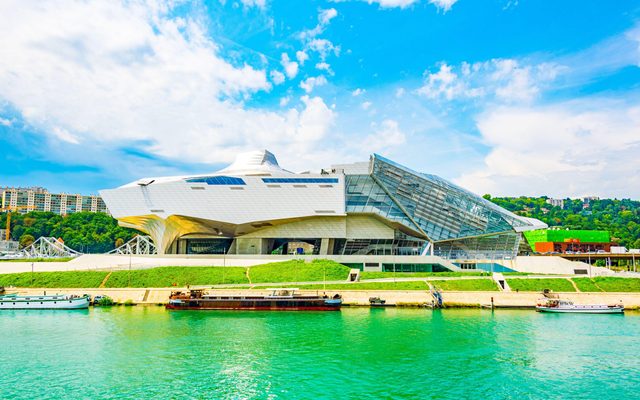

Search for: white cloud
xmin=279 ymin=96 xmax=290 ymax=107
xmin=363 ymin=119 xmax=406 ymax=152
xmin=363 ymin=0 xmax=457 ymax=11
xmin=0 ymin=0 xmax=343 ymax=172
xmin=296 ymin=50 xmax=309 ymax=65
xmin=417 ymin=60 xmax=562 ymax=103
xmin=428 ymin=0 xmax=457 ymax=12
xmin=395 ymin=87 xmax=405 ymax=98
xmin=315 ymin=62 xmax=331 ymax=71
xmin=352 ymin=88 xmax=365 ymax=96
xmin=270 ymin=70 xmax=285 ymax=85
xmin=307 ymin=38 xmax=340 ymax=60
xmin=280 ymin=53 xmax=299 ymax=79
xmin=300 ymin=75 xmax=328 ymax=93
xmin=0 ymin=116 xmax=12 ymax=126
xmin=365 ymin=0 xmax=419 ymax=8
xmin=299 ymin=8 xmax=338 ymax=40
xmin=319 ymin=8 xmax=338 ymax=25
xmin=455 ymin=101 xmax=640 ymax=198
xmin=240 ymin=0 xmax=267 ymax=9
xmin=51 ymin=126 xmax=80 ymax=144
xmin=361 ymin=101 xmax=372 ymax=110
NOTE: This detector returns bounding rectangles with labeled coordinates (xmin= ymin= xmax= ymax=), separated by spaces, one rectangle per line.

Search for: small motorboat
xmin=536 ymin=298 xmax=624 ymax=314
xmin=0 ymin=293 xmax=90 ymax=310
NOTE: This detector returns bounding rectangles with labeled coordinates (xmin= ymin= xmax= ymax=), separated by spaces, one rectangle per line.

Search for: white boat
xmin=0 ymin=294 xmax=89 ymax=310
xmin=536 ymin=298 xmax=624 ymax=314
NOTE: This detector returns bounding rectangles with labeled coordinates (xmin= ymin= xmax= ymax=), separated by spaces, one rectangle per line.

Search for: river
xmin=2 ymin=307 xmax=639 ymax=399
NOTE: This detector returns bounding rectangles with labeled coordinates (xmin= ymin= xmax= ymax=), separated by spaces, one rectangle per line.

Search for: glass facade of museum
xmin=341 ymin=155 xmax=530 ymax=259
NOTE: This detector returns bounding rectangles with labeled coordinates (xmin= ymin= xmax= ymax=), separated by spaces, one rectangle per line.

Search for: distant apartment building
xmin=545 ymin=198 xmax=564 ymax=209
xmin=1 ymin=186 xmax=108 ymax=215
xmin=582 ymin=196 xmax=600 ymax=209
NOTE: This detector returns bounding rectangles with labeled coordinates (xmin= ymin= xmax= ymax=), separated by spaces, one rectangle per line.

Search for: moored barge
xmin=0 ymin=293 xmax=90 ymax=310
xmin=167 ymin=288 xmax=342 ymax=311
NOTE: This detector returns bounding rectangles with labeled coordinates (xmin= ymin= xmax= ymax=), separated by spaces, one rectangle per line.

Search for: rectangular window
xmin=261 ymin=177 xmax=339 ymax=184
xmin=186 ymin=176 xmax=246 ymax=185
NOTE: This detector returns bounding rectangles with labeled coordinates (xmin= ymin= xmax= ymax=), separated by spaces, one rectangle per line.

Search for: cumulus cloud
xmin=417 ymin=60 xmax=563 ymax=103
xmin=299 ymin=8 xmax=338 ymax=40
xmin=362 ymin=119 xmax=406 ymax=152
xmin=240 ymin=0 xmax=267 ymax=9
xmin=0 ymin=0 xmax=341 ymax=172
xmin=296 ymin=50 xmax=309 ymax=65
xmin=362 ymin=0 xmax=457 ymax=11
xmin=300 ymin=76 xmax=328 ymax=93
xmin=428 ymin=0 xmax=457 ymax=12
xmin=270 ymin=70 xmax=285 ymax=85
xmin=315 ymin=62 xmax=331 ymax=71
xmin=280 ymin=53 xmax=299 ymax=79
xmin=455 ymin=101 xmax=640 ymax=198
xmin=361 ymin=101 xmax=373 ymax=110
xmin=319 ymin=8 xmax=338 ymax=25
xmin=307 ymin=38 xmax=340 ymax=60
xmin=352 ymin=88 xmax=365 ymax=96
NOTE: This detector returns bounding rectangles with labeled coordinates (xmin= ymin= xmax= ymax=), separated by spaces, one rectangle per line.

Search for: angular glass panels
xmin=370 ymin=155 xmax=528 ymax=241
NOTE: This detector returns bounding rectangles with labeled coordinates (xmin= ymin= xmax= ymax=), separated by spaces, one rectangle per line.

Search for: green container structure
xmin=523 ymin=229 xmax=610 ymax=249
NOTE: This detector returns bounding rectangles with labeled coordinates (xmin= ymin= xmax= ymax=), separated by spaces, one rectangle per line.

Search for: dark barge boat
xmin=166 ymin=288 xmax=342 ymax=311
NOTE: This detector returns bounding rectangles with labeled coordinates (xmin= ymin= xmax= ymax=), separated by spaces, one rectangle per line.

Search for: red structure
xmin=535 ymin=239 xmax=612 ymax=254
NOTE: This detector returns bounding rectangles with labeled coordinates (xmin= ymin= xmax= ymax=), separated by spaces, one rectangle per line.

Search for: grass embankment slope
xmin=506 ymin=277 xmax=640 ymax=292
xmin=298 ymin=281 xmax=429 ymax=290
xmin=573 ymin=278 xmax=640 ymax=292
xmin=430 ymin=279 xmax=499 ymax=291
xmin=507 ymin=278 xmax=576 ymax=292
xmin=0 ymin=271 xmax=108 ymax=288
xmin=359 ymin=271 xmax=486 ymax=279
xmin=0 ymin=257 xmax=74 ymax=263
xmin=0 ymin=260 xmax=352 ymax=288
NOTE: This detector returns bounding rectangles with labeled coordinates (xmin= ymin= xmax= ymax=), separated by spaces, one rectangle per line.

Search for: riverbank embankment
xmin=8 ymin=288 xmax=640 ymax=309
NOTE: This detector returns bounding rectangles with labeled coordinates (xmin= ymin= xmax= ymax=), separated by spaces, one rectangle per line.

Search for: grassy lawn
xmin=572 ymin=278 xmax=603 ymax=292
xmin=359 ymin=271 xmax=486 ymax=279
xmin=248 ymin=260 xmax=350 ymax=283
xmin=430 ymin=279 xmax=498 ymax=291
xmin=501 ymin=272 xmax=534 ymax=276
xmin=582 ymin=278 xmax=640 ymax=292
xmin=105 ymin=267 xmax=248 ymax=288
xmin=0 ymin=271 xmax=108 ymax=288
xmin=507 ymin=278 xmax=575 ymax=292
xmin=296 ymin=281 xmax=428 ymax=290
xmin=0 ymin=257 xmax=74 ymax=263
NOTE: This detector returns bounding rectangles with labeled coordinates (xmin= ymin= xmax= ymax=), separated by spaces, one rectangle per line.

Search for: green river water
xmin=2 ymin=307 xmax=639 ymax=399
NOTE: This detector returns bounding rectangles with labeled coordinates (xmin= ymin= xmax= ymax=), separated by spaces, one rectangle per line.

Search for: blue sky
xmin=1 ymin=0 xmax=639 ymax=198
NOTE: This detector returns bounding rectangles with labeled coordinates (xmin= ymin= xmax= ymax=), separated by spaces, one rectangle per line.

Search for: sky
xmin=1 ymin=0 xmax=639 ymax=198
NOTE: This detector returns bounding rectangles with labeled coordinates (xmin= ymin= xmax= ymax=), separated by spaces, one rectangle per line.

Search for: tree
xmin=115 ymin=238 xmax=125 ymax=248
xmin=19 ymin=234 xmax=35 ymax=249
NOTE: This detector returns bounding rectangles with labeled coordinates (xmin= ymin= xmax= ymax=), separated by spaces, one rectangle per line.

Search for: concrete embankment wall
xmin=12 ymin=288 xmax=640 ymax=308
